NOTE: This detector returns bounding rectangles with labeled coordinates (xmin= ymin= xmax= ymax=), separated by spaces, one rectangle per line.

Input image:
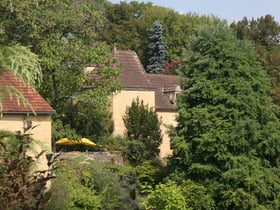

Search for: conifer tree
xmin=123 ymin=98 xmax=162 ymax=162
xmin=171 ymin=22 xmax=280 ymax=209
xmin=146 ymin=20 xmax=168 ymax=73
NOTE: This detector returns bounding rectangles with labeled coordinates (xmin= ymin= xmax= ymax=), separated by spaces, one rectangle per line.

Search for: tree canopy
xmin=0 ymin=0 xmax=120 ymax=140
xmin=231 ymin=15 xmax=280 ymax=105
xmin=97 ymin=1 xmax=213 ymax=68
xmin=171 ymin=22 xmax=280 ymax=209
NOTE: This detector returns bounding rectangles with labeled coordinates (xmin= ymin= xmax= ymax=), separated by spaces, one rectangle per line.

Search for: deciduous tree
xmin=231 ymin=15 xmax=280 ymax=105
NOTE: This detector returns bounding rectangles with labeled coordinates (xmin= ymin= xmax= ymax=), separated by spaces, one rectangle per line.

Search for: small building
xmin=0 ymin=71 xmax=55 ymax=152
xmin=111 ymin=50 xmax=180 ymax=158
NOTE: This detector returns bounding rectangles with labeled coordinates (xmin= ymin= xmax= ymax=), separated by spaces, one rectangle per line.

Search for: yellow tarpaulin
xmin=56 ymin=138 xmax=96 ymax=146
xmin=79 ymin=138 xmax=96 ymax=146
xmin=55 ymin=138 xmax=78 ymax=145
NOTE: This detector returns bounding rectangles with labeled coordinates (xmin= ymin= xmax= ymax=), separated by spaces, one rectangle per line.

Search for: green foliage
xmin=98 ymin=135 xmax=128 ymax=151
xmin=98 ymin=2 xmax=214 ymax=67
xmin=143 ymin=180 xmax=188 ymax=210
xmin=172 ymin=22 xmax=280 ymax=209
xmin=52 ymin=118 xmax=81 ymax=141
xmin=146 ymin=20 xmax=168 ymax=73
xmin=231 ymin=15 xmax=280 ymax=105
xmin=123 ymin=98 xmax=162 ymax=163
xmin=163 ymin=171 xmax=216 ymax=209
xmin=0 ymin=0 xmax=120 ymax=140
xmin=58 ymin=88 xmax=115 ymax=141
xmin=0 ymin=45 xmax=42 ymax=87
xmin=46 ymin=153 xmax=139 ymax=210
xmin=123 ymin=140 xmax=147 ymax=164
xmin=134 ymin=160 xmax=164 ymax=194
xmin=0 ymin=130 xmax=57 ymax=210
xmin=46 ymin=158 xmax=101 ymax=210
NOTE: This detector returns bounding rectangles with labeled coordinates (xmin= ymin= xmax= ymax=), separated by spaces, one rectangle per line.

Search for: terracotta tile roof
xmin=0 ymin=71 xmax=55 ymax=114
xmin=113 ymin=50 xmax=154 ymax=90
xmin=146 ymin=74 xmax=180 ymax=111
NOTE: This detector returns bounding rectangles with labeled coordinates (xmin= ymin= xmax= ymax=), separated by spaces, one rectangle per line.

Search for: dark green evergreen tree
xmin=146 ymin=20 xmax=168 ymax=73
xmin=123 ymin=98 xmax=162 ymax=163
xmin=171 ymin=21 xmax=280 ymax=209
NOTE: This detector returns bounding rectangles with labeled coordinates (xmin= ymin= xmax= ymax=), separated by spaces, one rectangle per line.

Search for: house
xmin=0 ymin=71 xmax=55 ymax=152
xmin=111 ymin=50 xmax=180 ymax=158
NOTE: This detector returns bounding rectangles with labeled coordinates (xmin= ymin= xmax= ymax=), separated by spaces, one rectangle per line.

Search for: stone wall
xmin=86 ymin=151 xmax=124 ymax=165
xmin=59 ymin=151 xmax=124 ymax=166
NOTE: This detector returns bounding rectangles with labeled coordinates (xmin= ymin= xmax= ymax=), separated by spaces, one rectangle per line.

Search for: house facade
xmin=0 ymin=71 xmax=55 ymax=152
xmin=111 ymin=50 xmax=180 ymax=158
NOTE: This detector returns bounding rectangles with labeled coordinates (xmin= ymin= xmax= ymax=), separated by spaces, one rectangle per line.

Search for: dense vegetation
xmin=0 ymin=130 xmax=57 ymax=210
xmin=171 ymin=21 xmax=280 ymax=209
xmin=1 ymin=0 xmax=280 ymax=209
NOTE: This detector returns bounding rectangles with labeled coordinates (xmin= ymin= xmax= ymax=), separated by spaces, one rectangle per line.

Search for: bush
xmin=123 ymin=140 xmax=147 ymax=165
xmin=46 ymin=153 xmax=140 ymax=210
xmin=134 ymin=160 xmax=164 ymax=194
xmin=0 ymin=130 xmax=57 ymax=210
xmin=123 ymin=98 xmax=162 ymax=163
xmin=143 ymin=181 xmax=187 ymax=210
xmin=98 ymin=135 xmax=128 ymax=151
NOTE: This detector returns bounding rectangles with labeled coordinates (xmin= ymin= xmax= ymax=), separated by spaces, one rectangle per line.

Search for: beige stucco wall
xmin=0 ymin=114 xmax=53 ymax=192
xmin=111 ymin=89 xmax=178 ymax=158
xmin=157 ymin=111 xmax=177 ymax=158
xmin=0 ymin=114 xmax=52 ymax=152
xmin=111 ymin=89 xmax=155 ymax=136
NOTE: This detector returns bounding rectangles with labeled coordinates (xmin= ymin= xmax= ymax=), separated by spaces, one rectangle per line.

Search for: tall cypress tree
xmin=171 ymin=22 xmax=280 ymax=209
xmin=146 ymin=20 xmax=168 ymax=73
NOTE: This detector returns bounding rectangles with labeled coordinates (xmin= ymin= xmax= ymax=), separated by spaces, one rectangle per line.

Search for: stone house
xmin=0 ymin=71 xmax=55 ymax=152
xmin=111 ymin=50 xmax=180 ymax=158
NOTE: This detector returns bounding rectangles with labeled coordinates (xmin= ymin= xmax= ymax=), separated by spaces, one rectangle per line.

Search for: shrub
xmin=0 ymin=130 xmax=57 ymax=210
xmin=143 ymin=181 xmax=187 ymax=210
xmin=46 ymin=153 xmax=140 ymax=210
xmin=98 ymin=135 xmax=128 ymax=151
xmin=123 ymin=98 xmax=162 ymax=163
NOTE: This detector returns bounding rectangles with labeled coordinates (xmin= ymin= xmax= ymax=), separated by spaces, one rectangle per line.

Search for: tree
xmin=97 ymin=2 xmax=152 ymax=57
xmin=123 ymin=98 xmax=162 ymax=163
xmin=231 ymin=15 xmax=280 ymax=105
xmin=98 ymin=2 xmax=214 ymax=69
xmin=146 ymin=20 xmax=168 ymax=73
xmin=171 ymin=22 xmax=280 ymax=209
xmin=0 ymin=0 xmax=120 ymax=140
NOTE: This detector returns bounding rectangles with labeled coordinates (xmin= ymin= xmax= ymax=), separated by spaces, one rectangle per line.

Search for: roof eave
xmin=156 ymin=108 xmax=177 ymax=112
xmin=1 ymin=111 xmax=56 ymax=115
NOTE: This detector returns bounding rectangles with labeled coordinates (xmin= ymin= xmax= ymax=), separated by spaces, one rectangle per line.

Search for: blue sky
xmin=110 ymin=0 xmax=280 ymax=23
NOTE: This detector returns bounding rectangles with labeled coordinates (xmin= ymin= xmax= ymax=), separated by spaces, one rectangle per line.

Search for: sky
xmin=110 ymin=0 xmax=280 ymax=23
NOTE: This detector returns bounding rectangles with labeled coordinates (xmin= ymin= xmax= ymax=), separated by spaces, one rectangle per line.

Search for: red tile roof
xmin=0 ymin=71 xmax=55 ymax=114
